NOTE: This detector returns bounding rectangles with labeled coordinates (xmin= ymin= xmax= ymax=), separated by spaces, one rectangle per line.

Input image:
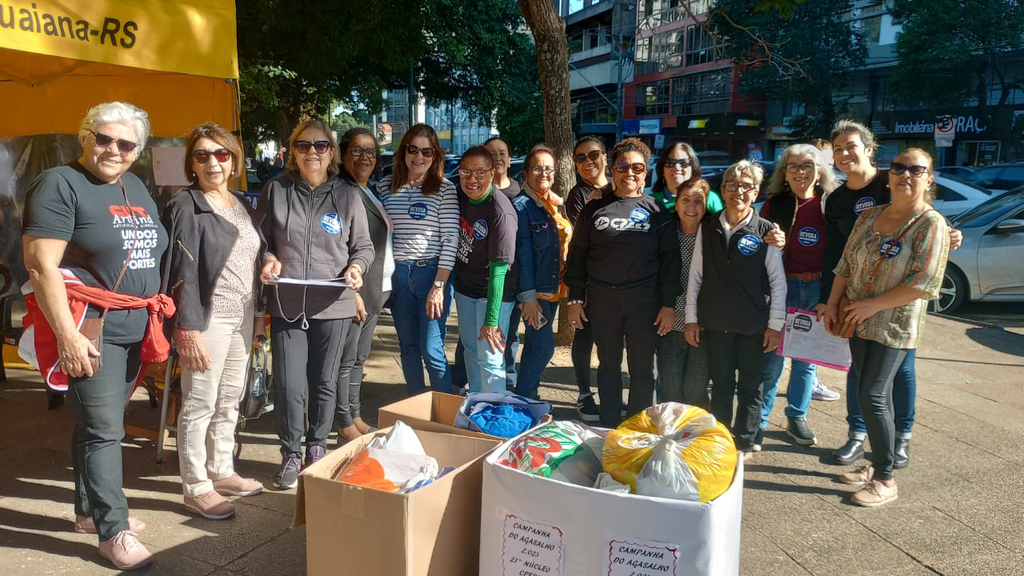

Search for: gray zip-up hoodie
xmin=259 ymin=172 xmax=374 ymax=321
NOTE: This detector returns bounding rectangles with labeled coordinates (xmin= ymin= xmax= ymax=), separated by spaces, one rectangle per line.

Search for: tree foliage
xmin=708 ymin=0 xmax=866 ymax=138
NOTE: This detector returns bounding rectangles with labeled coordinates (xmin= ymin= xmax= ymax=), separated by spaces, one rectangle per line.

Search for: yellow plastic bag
xmin=602 ymin=402 xmax=737 ymax=502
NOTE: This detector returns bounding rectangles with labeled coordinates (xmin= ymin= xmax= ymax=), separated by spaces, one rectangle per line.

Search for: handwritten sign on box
xmin=501 ymin=514 xmax=564 ymax=576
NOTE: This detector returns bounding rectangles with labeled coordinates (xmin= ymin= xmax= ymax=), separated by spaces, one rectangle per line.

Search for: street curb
xmin=929 ymin=311 xmax=1024 ymax=337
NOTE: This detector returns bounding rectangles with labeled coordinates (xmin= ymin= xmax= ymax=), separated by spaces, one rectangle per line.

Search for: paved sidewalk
xmin=0 ymin=314 xmax=1022 ymax=575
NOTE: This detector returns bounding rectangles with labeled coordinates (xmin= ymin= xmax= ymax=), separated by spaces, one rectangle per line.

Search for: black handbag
xmin=239 ymin=339 xmax=273 ymax=420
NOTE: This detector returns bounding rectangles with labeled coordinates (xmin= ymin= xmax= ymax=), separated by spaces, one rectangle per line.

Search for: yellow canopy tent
xmin=0 ymin=0 xmax=241 ymax=369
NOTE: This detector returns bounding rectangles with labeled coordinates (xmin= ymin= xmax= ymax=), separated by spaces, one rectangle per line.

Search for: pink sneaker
xmin=213 ymin=473 xmax=264 ymax=497
xmin=98 ymin=530 xmax=153 ymax=571
xmin=74 ymin=515 xmax=147 ymax=534
xmin=184 ymin=491 xmax=236 ymax=520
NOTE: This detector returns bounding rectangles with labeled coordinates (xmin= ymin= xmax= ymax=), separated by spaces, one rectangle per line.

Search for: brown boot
xmin=337 ymin=424 xmax=363 ymax=444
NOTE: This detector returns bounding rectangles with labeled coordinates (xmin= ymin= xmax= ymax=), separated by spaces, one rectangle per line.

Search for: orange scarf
xmin=533 ymin=187 xmax=573 ymax=301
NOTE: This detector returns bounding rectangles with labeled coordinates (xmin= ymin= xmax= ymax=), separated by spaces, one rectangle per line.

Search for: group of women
xmin=20 ymin=102 xmax=951 ymax=570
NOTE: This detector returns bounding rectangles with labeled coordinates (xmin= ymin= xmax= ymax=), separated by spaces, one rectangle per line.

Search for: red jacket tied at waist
xmin=20 ymin=271 xmax=176 ymax=392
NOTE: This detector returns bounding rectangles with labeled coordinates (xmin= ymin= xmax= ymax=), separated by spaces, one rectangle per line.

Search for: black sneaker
xmin=576 ymin=395 xmax=600 ymax=422
xmin=786 ymin=417 xmax=817 ymax=446
xmin=753 ymin=428 xmax=764 ymax=452
xmin=274 ymin=451 xmax=302 ymax=490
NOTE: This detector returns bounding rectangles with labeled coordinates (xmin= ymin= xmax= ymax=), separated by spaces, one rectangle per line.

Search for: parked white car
xmin=931 ymin=175 xmax=993 ymax=220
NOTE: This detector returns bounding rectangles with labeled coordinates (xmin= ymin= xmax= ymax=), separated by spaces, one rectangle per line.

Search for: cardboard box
xmin=479 ymin=435 xmax=744 ymax=576
xmin=294 ymin=427 xmax=501 ymax=576
xmin=378 ymin=391 xmax=552 ymax=440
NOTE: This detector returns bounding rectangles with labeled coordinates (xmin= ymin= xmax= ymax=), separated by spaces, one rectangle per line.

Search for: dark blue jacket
xmin=512 ymin=189 xmax=563 ymax=302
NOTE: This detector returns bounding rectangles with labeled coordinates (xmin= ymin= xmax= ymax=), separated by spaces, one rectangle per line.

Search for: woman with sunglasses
xmin=378 ymin=124 xmax=459 ymax=395
xmin=259 ymin=120 xmax=374 ymax=489
xmin=684 ymin=161 xmax=787 ymax=459
xmin=335 ymin=127 xmax=393 ymax=443
xmin=565 ymin=137 xmax=680 ymax=426
xmin=651 ymin=140 xmax=723 ymax=214
xmin=161 ymin=122 xmax=267 ymax=519
xmin=451 ymin=146 xmax=519 ymax=392
xmin=754 ymin=143 xmax=838 ymax=451
xmin=565 ymin=136 xmax=611 ymax=421
xmin=22 ymin=101 xmax=168 ymax=570
xmin=509 ymin=145 xmax=573 ymax=400
xmin=824 ymin=148 xmax=949 ymax=507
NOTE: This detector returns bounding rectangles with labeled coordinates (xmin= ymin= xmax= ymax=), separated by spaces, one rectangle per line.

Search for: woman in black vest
xmin=565 ymin=137 xmax=680 ymax=426
xmin=684 ymin=160 xmax=787 ymax=458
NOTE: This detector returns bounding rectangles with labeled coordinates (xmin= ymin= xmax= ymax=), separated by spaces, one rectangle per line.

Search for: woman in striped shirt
xmin=378 ymin=125 xmax=459 ymax=395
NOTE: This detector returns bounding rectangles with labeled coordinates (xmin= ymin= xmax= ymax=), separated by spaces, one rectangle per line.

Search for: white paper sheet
xmin=272 ymin=277 xmax=353 ymax=288
xmin=779 ymin=307 xmax=852 ymax=371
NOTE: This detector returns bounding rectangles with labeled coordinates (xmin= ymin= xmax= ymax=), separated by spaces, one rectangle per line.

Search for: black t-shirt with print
xmin=820 ymin=169 xmax=889 ymax=303
xmin=454 ymin=188 xmax=518 ymax=301
xmin=499 ymin=179 xmax=522 ymax=200
xmin=23 ymin=161 xmax=169 ymax=344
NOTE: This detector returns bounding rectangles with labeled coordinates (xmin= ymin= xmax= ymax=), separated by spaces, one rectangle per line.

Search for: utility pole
xmin=408 ymin=59 xmax=416 ymax=126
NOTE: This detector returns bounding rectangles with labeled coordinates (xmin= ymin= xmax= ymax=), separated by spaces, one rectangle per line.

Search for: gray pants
xmin=849 ymin=337 xmax=908 ymax=481
xmin=336 ymin=313 xmax=380 ymax=427
xmin=656 ymin=330 xmax=711 ymax=410
xmin=271 ymin=316 xmax=351 ymax=454
xmin=69 ymin=341 xmax=143 ymax=541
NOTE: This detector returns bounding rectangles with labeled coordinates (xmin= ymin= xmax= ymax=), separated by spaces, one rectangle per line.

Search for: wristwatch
xmin=433 ymin=280 xmax=445 ymax=289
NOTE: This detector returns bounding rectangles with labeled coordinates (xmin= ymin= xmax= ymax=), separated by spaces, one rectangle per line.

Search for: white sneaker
xmin=812 ymin=379 xmax=841 ymax=401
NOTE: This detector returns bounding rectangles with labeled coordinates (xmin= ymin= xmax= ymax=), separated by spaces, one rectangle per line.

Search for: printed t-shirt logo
xmin=629 ymin=207 xmax=650 ymax=224
xmin=854 ymin=196 xmax=876 ymax=215
xmin=793 ymin=314 xmax=813 ymax=332
xmin=473 ymin=219 xmax=489 ymax=239
xmin=797 ymin=226 xmax=820 ymax=246
xmin=321 ymin=212 xmax=342 ymax=234
xmin=737 ymin=234 xmax=761 ymax=256
xmin=408 ymin=203 xmax=428 ymax=220
xmin=878 ymin=240 xmax=902 ymax=258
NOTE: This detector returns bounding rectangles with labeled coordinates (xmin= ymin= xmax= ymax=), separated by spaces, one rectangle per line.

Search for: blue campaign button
xmin=320 ymin=212 xmax=342 ymax=235
xmin=797 ymin=226 xmax=820 ymax=247
xmin=878 ymin=240 xmax=902 ymax=258
xmin=629 ymin=207 xmax=650 ymax=223
xmin=473 ymin=219 xmax=489 ymax=239
xmin=408 ymin=203 xmax=428 ymax=220
xmin=737 ymin=234 xmax=761 ymax=256
xmin=854 ymin=196 xmax=876 ymax=215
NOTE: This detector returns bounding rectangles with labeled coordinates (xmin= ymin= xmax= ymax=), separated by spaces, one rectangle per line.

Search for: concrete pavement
xmin=0 ymin=313 xmax=1022 ymax=575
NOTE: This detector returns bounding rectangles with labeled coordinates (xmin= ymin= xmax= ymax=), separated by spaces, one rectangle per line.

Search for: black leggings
xmin=571 ymin=319 xmax=594 ymax=397
xmin=849 ymin=337 xmax=908 ymax=481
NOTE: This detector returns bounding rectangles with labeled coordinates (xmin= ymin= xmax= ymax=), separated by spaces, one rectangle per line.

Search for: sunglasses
xmin=348 ymin=146 xmax=377 ymax=159
xmin=295 ymin=140 xmax=331 ymax=154
xmin=613 ymin=162 xmax=647 ymax=174
xmin=664 ymin=158 xmax=692 ymax=169
xmin=458 ymin=168 xmax=494 ymax=180
xmin=574 ymin=150 xmax=604 ymax=163
xmin=890 ymin=162 xmax=930 ymax=178
xmin=192 ymin=148 xmax=232 ymax=164
xmin=405 ymin=144 xmax=434 ymax=158
xmin=89 ymin=130 xmax=137 ymax=154
xmin=528 ymin=166 xmax=556 ymax=176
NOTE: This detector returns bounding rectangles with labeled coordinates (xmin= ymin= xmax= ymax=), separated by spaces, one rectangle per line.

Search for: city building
xmin=374 ymin=89 xmax=495 ymax=155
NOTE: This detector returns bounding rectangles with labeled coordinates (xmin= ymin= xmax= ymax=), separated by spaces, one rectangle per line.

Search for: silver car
xmin=931 ymin=175 xmax=993 ymax=220
xmin=936 ymin=187 xmax=1024 ymax=313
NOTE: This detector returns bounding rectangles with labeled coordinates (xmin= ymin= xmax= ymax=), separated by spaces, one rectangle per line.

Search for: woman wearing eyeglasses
xmin=161 ymin=122 xmax=267 ymax=519
xmin=565 ymin=136 xmax=611 ymax=421
xmin=335 ymin=127 xmax=393 ymax=443
xmin=378 ymin=124 xmax=459 ymax=396
xmin=651 ymin=140 xmax=724 ymax=214
xmin=565 ymin=137 xmax=680 ymax=426
xmin=451 ymin=146 xmax=519 ymax=392
xmin=258 ymin=120 xmax=374 ymax=489
xmin=755 ymin=143 xmax=838 ymax=451
xmin=684 ymin=160 xmax=787 ymax=459
xmin=824 ymin=148 xmax=949 ymax=507
xmin=22 ymin=101 xmax=169 ymax=570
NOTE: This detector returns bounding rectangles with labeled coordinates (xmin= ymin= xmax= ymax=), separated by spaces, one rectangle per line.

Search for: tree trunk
xmin=519 ymin=0 xmax=577 ymax=346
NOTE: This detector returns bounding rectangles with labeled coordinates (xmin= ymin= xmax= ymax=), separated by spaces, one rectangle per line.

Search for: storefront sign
xmin=934 ymin=115 xmax=955 ymax=148
xmin=688 ymin=118 xmax=709 ymax=129
xmin=736 ymin=119 xmax=761 ymax=127
xmin=892 ymin=114 xmax=986 ymax=136
xmin=639 ymin=118 xmax=662 ymax=135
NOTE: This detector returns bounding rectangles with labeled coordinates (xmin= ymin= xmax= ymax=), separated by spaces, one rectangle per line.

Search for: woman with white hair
xmin=684 ymin=160 xmax=787 ymax=459
xmin=756 ymin=143 xmax=838 ymax=450
xmin=22 ymin=101 xmax=170 ymax=570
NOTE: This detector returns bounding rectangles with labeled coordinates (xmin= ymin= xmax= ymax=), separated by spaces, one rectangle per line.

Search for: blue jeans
xmin=454 ymin=292 xmax=515 ymax=393
xmin=847 ymin=348 xmax=916 ymax=438
xmin=513 ymin=300 xmax=559 ymax=400
xmin=392 ymin=259 xmax=453 ymax=395
xmin=761 ymin=278 xmax=820 ymax=429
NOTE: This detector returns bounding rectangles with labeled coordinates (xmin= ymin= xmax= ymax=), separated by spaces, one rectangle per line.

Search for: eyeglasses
xmin=723 ymin=181 xmax=757 ymax=195
xmin=890 ymin=162 xmax=930 ymax=178
xmin=664 ymin=158 xmax=692 ymax=169
xmin=613 ymin=162 xmax=647 ymax=174
xmin=192 ymin=148 xmax=232 ymax=164
xmin=458 ymin=168 xmax=494 ymax=180
xmin=295 ymin=140 xmax=331 ymax=154
xmin=89 ymin=130 xmax=138 ymax=154
xmin=786 ymin=162 xmax=816 ymax=174
xmin=574 ymin=150 xmax=604 ymax=163
xmin=527 ymin=166 xmax=556 ymax=176
xmin=405 ymin=144 xmax=434 ymax=158
xmin=348 ymin=146 xmax=377 ymax=159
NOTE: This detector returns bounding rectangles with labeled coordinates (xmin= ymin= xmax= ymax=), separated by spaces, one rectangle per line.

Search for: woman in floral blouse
xmin=825 ymin=148 xmax=949 ymax=508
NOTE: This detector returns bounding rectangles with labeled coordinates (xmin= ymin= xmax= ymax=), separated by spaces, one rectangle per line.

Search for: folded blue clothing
xmin=469 ymin=403 xmax=535 ymax=438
